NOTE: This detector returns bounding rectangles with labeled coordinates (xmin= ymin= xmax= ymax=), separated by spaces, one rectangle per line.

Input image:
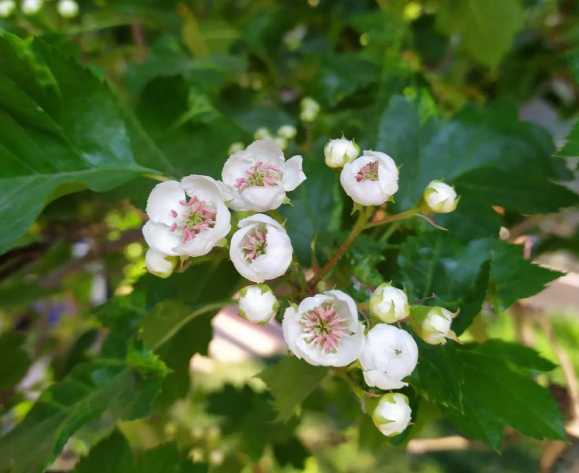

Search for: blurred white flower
xmin=300 ymin=96 xmax=320 ymax=123
xmin=278 ymin=124 xmax=297 ymax=140
xmin=254 ymin=127 xmax=272 ymax=140
xmin=0 ymin=0 xmax=16 ymax=17
xmin=359 ymin=324 xmax=418 ymax=390
xmin=239 ymin=284 xmax=279 ymax=324
xmin=228 ymin=142 xmax=244 ymax=154
xmin=142 ymin=176 xmax=231 ymax=258
xmin=57 ymin=0 xmax=78 ymax=18
xmin=282 ymin=290 xmax=365 ymax=367
xmin=369 ymin=283 xmax=409 ymax=323
xmin=324 ymin=137 xmax=360 ymax=169
xmin=423 ymin=180 xmax=458 ymax=213
xmin=229 ymin=214 xmax=293 ymax=283
xmin=372 ymin=393 xmax=412 ymax=437
xmin=340 ymin=150 xmax=399 ymax=206
xmin=22 ymin=0 xmax=42 ymax=15
xmin=145 ymin=248 xmax=176 ymax=278
xmin=221 ymin=139 xmax=306 ymax=212
xmin=418 ymin=306 xmax=457 ymax=345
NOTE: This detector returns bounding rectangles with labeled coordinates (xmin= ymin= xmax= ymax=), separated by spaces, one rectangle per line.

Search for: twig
xmin=407 ymin=436 xmax=477 ymax=454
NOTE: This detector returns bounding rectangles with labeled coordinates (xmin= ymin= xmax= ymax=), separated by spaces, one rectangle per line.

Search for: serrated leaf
xmin=0 ymin=32 xmax=155 ymax=255
xmin=412 ymin=340 xmax=564 ymax=448
xmin=490 ymin=241 xmax=564 ymax=309
xmin=258 ymin=357 xmax=327 ymax=422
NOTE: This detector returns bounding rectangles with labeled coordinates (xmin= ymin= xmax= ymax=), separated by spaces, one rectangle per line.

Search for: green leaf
xmin=0 ymin=333 xmax=30 ymax=390
xmin=412 ymin=340 xmax=564 ymax=448
xmin=258 ymin=357 xmax=327 ymax=422
xmin=0 ymin=352 xmax=166 ymax=473
xmin=556 ymin=120 xmax=579 ymax=158
xmin=437 ymin=0 xmax=524 ymax=68
xmin=0 ymin=32 xmax=154 ymax=255
xmin=396 ymin=232 xmax=491 ymax=334
xmin=490 ymin=241 xmax=564 ymax=309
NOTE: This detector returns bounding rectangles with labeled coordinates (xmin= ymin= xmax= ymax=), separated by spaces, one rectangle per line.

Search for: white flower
xmin=57 ymin=0 xmax=78 ymax=17
xmin=239 ymin=284 xmax=279 ymax=324
xmin=229 ymin=214 xmax=293 ymax=283
xmin=145 ymin=248 xmax=176 ymax=278
xmin=277 ymin=125 xmax=297 ymax=139
xmin=300 ymin=96 xmax=320 ymax=123
xmin=423 ymin=180 xmax=458 ymax=213
xmin=221 ymin=139 xmax=306 ymax=212
xmin=340 ymin=150 xmax=399 ymax=206
xmin=372 ymin=393 xmax=412 ymax=437
xmin=22 ymin=0 xmax=42 ymax=15
xmin=282 ymin=290 xmax=365 ymax=367
xmin=254 ymin=127 xmax=272 ymax=140
xmin=359 ymin=324 xmax=418 ymax=390
xmin=0 ymin=0 xmax=15 ymax=17
xmin=369 ymin=283 xmax=409 ymax=323
xmin=324 ymin=138 xmax=360 ymax=169
xmin=142 ymin=176 xmax=231 ymax=258
xmin=419 ymin=307 xmax=457 ymax=345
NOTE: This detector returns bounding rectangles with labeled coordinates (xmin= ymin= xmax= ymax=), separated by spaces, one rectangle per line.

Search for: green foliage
xmin=412 ymin=340 xmax=565 ymax=449
xmin=0 ymin=333 xmax=30 ymax=390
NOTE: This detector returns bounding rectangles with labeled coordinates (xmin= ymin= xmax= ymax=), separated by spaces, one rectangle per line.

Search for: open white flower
xmin=22 ymin=0 xmax=42 ymax=15
xmin=221 ymin=139 xmax=306 ymax=212
xmin=324 ymin=138 xmax=360 ymax=168
xmin=239 ymin=284 xmax=279 ymax=324
xmin=340 ymin=150 xmax=399 ymax=206
xmin=145 ymin=248 xmax=176 ymax=278
xmin=0 ymin=0 xmax=16 ymax=17
xmin=359 ymin=324 xmax=418 ymax=390
xmin=369 ymin=283 xmax=409 ymax=323
xmin=142 ymin=176 xmax=231 ymax=258
xmin=418 ymin=307 xmax=457 ymax=345
xmin=282 ymin=290 xmax=365 ymax=367
xmin=423 ymin=180 xmax=458 ymax=213
xmin=229 ymin=214 xmax=293 ymax=282
xmin=372 ymin=393 xmax=412 ymax=437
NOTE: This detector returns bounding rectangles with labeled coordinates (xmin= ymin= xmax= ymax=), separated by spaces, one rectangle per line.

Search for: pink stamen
xmin=169 ymin=195 xmax=217 ymax=245
xmin=356 ymin=161 xmax=379 ymax=182
xmin=241 ymin=225 xmax=268 ymax=262
xmin=300 ymin=303 xmax=350 ymax=353
xmin=235 ymin=161 xmax=282 ymax=191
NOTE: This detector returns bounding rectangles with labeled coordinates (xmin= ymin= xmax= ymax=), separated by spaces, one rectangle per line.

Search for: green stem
xmin=364 ymin=208 xmax=419 ymax=230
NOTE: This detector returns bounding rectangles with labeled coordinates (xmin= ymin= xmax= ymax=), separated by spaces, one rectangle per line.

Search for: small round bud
xmin=0 ymin=0 xmax=16 ymax=17
xmin=423 ymin=180 xmax=458 ymax=213
xmin=239 ymin=284 xmax=279 ymax=324
xmin=324 ymin=138 xmax=360 ymax=169
xmin=145 ymin=248 xmax=176 ymax=278
xmin=369 ymin=283 xmax=409 ymax=323
xmin=300 ymin=97 xmax=320 ymax=123
xmin=418 ymin=306 xmax=457 ymax=345
xmin=228 ymin=142 xmax=244 ymax=154
xmin=57 ymin=0 xmax=78 ymax=18
xmin=22 ymin=0 xmax=42 ymax=15
xmin=277 ymin=125 xmax=297 ymax=140
xmin=254 ymin=127 xmax=272 ymax=140
xmin=372 ymin=393 xmax=412 ymax=437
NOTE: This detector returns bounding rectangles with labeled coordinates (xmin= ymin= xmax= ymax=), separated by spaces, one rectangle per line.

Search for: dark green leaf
xmin=0 ymin=333 xmax=30 ymax=390
xmin=74 ymin=430 xmax=135 ymax=473
xmin=258 ymin=357 xmax=327 ymax=421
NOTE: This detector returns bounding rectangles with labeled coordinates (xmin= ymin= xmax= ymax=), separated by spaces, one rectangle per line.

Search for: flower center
xmin=235 ymin=161 xmax=282 ymax=191
xmin=300 ymin=302 xmax=350 ymax=353
xmin=169 ymin=196 xmax=216 ymax=244
xmin=241 ymin=224 xmax=268 ymax=262
xmin=355 ymin=160 xmax=379 ymax=182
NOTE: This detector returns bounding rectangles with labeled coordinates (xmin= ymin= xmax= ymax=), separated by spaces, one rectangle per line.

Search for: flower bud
xmin=415 ymin=306 xmax=457 ymax=345
xmin=229 ymin=214 xmax=293 ymax=283
xmin=340 ymin=150 xmax=399 ymax=206
xmin=277 ymin=125 xmax=297 ymax=140
xmin=228 ymin=142 xmax=244 ymax=154
xmin=145 ymin=248 xmax=176 ymax=278
xmin=57 ymin=0 xmax=78 ymax=18
xmin=22 ymin=0 xmax=42 ymax=15
xmin=282 ymin=290 xmax=364 ymax=367
xmin=423 ymin=180 xmax=458 ymax=213
xmin=254 ymin=127 xmax=272 ymax=140
xmin=0 ymin=0 xmax=15 ymax=17
xmin=369 ymin=283 xmax=409 ymax=323
xmin=239 ymin=284 xmax=279 ymax=324
xmin=300 ymin=97 xmax=320 ymax=123
xmin=359 ymin=324 xmax=418 ymax=390
xmin=324 ymin=138 xmax=360 ymax=169
xmin=372 ymin=393 xmax=412 ymax=437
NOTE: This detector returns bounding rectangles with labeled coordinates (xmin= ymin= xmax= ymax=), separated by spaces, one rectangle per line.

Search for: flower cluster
xmin=0 ymin=0 xmax=78 ymax=18
xmin=141 ymin=134 xmax=460 ymax=438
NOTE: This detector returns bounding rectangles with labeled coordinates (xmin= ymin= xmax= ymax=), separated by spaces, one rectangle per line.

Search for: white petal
xmin=238 ymin=213 xmax=285 ymax=231
xmin=180 ymin=175 xmax=223 ymax=203
xmin=283 ymin=155 xmax=307 ymax=191
xmin=240 ymin=185 xmax=286 ymax=211
xmin=363 ymin=369 xmax=407 ymax=390
xmin=145 ymin=180 xmax=185 ymax=225
xmin=245 ymin=139 xmax=285 ymax=165
xmin=145 ymin=248 xmax=175 ymax=278
xmin=142 ymin=221 xmax=180 ymax=256
xmin=178 ymin=201 xmax=231 ymax=257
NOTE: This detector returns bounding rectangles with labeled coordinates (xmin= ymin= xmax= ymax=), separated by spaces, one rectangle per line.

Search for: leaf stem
xmin=364 ymin=208 xmax=419 ymax=230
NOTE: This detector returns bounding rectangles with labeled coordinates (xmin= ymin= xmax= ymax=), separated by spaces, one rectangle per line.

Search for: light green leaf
xmin=258 ymin=357 xmax=327 ymax=422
